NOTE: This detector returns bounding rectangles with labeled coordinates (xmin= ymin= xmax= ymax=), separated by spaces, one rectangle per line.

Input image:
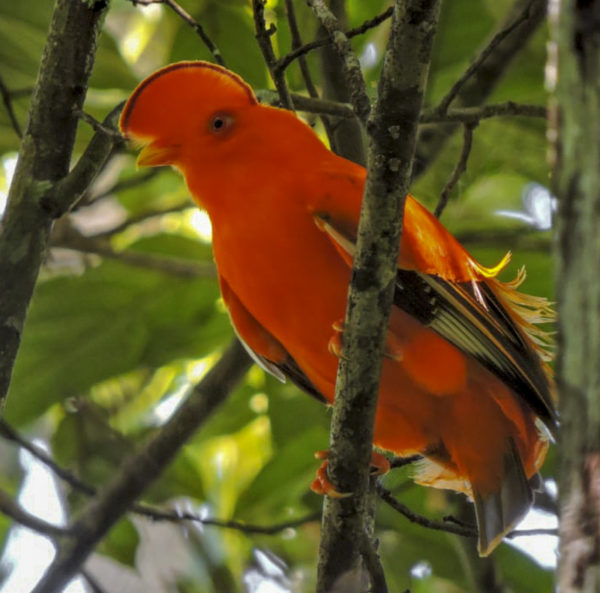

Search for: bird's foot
xmin=310 ymin=450 xmax=391 ymax=498
xmin=328 ymin=320 xmax=403 ymax=361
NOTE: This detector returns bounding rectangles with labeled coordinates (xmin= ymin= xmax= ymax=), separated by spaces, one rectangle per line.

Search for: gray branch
xmin=31 ymin=339 xmax=252 ymax=593
xmin=315 ymin=2 xmax=442 ymax=591
xmin=0 ymin=489 xmax=69 ymax=539
xmin=413 ymin=0 xmax=547 ymax=178
xmin=0 ymin=0 xmax=111 ymax=409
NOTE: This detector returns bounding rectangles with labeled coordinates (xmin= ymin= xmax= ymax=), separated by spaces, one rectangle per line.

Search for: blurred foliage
xmin=0 ymin=0 xmax=556 ymax=591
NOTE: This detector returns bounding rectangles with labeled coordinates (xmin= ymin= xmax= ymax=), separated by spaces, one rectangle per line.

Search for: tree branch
xmin=283 ymin=0 xmax=336 ymax=147
xmin=315 ymin=2 xmax=441 ymax=591
xmin=413 ymin=0 xmax=547 ymax=178
xmin=0 ymin=72 xmax=23 ymax=138
xmin=380 ymin=482 xmax=557 ymax=541
xmin=133 ymin=507 xmax=321 ymax=535
xmin=0 ymin=416 xmax=319 ymax=537
xmin=86 ymin=169 xmax=160 ymax=205
xmin=359 ymin=531 xmax=388 ymax=593
xmin=310 ymin=0 xmax=369 ymax=163
xmin=131 ymin=0 xmax=226 ymax=66
xmin=0 ymin=418 xmax=95 ymax=496
xmin=276 ymin=6 xmax=393 ymax=73
xmin=252 ymin=0 xmax=294 ymax=111
xmin=31 ymin=339 xmax=252 ymax=593
xmin=255 ymin=89 xmax=354 ymax=118
xmin=307 ymin=0 xmax=370 ymax=126
xmin=88 ymin=202 xmax=189 ymax=238
xmin=434 ymin=122 xmax=476 ymax=218
xmin=0 ymin=489 xmax=69 ymax=539
xmin=49 ymin=104 xmax=125 ymax=218
xmin=420 ymin=101 xmax=547 ymax=124
xmin=376 ymin=482 xmax=478 ymax=538
xmin=0 ymin=0 xmax=110 ymax=409
xmin=52 ymin=228 xmax=216 ymax=278
xmin=435 ymin=3 xmax=536 ymax=114
xmin=256 ymin=91 xmax=546 ymax=124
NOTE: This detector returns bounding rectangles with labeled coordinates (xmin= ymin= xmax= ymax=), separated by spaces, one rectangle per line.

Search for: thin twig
xmin=0 ymin=418 xmax=95 ymax=496
xmin=257 ymin=93 xmax=547 ymax=123
xmin=91 ymin=203 xmax=191 ymax=239
xmin=80 ymin=570 xmax=108 ymax=593
xmin=421 ymin=102 xmax=547 ymax=124
xmin=277 ymin=6 xmax=393 ymax=73
xmin=255 ymin=89 xmax=354 ymax=118
xmin=376 ymin=482 xmax=478 ymax=538
xmin=380 ymin=482 xmax=556 ymax=542
xmin=49 ymin=103 xmax=125 ymax=218
xmin=74 ymin=109 xmax=124 ymax=140
xmin=31 ymin=340 xmax=252 ymax=593
xmin=0 ymin=418 xmax=319 ymax=537
xmin=136 ymin=506 xmax=321 ymax=535
xmin=131 ymin=0 xmax=225 ymax=66
xmin=0 ymin=73 xmax=23 ymax=138
xmin=434 ymin=123 xmax=476 ymax=218
xmin=88 ymin=168 xmax=161 ymax=204
xmin=283 ymin=0 xmax=315 ymax=94
xmin=306 ymin=0 xmax=370 ymax=124
xmin=52 ymin=230 xmax=216 ymax=278
xmin=507 ymin=527 xmax=559 ymax=538
xmin=252 ymin=0 xmax=295 ymax=111
xmin=435 ymin=0 xmax=536 ymax=113
xmin=413 ymin=0 xmax=547 ymax=179
xmin=283 ymin=0 xmax=336 ymax=146
xmin=0 ymin=489 xmax=70 ymax=538
xmin=442 ymin=514 xmax=475 ymax=529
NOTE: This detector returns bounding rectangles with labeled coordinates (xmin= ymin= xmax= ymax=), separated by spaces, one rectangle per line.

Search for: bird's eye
xmin=209 ymin=113 xmax=234 ymax=135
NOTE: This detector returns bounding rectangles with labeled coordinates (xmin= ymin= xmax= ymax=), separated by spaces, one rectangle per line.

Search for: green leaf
xmin=97 ymin=518 xmax=140 ymax=568
xmin=235 ymin=426 xmax=326 ymax=520
xmin=6 ymin=260 xmax=227 ymax=425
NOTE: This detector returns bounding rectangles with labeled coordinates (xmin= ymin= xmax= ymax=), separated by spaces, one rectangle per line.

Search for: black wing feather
xmin=395 ymin=269 xmax=558 ymax=435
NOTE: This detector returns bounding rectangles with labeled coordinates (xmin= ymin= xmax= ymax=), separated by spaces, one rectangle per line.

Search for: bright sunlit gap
xmin=508 ymin=479 xmax=558 ymax=568
xmin=188 ymin=209 xmax=213 ymax=243
xmin=0 ymin=154 xmax=17 ymax=219
xmin=152 ymin=357 xmax=212 ymax=424
xmin=0 ymin=442 xmax=86 ymax=593
xmin=495 ymin=183 xmax=556 ymax=230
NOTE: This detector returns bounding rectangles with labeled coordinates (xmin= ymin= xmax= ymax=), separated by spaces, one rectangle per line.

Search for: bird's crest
xmin=120 ymin=61 xmax=257 ymax=140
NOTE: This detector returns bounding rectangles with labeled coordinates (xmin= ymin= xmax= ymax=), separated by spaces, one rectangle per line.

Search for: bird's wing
xmin=313 ymin=210 xmax=558 ymax=436
xmin=219 ymin=274 xmax=326 ymax=403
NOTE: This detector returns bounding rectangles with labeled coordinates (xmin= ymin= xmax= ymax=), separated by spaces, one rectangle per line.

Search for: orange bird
xmin=120 ymin=61 xmax=557 ymax=555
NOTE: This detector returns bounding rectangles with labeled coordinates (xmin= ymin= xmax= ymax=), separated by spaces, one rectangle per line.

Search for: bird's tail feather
xmin=473 ymin=438 xmax=532 ymax=556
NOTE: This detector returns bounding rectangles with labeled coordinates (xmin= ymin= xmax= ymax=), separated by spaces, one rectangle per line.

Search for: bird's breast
xmin=210 ymin=201 xmax=350 ymax=373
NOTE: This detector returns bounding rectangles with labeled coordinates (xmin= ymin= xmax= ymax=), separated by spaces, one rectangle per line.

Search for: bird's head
xmin=119 ymin=61 xmax=258 ymax=169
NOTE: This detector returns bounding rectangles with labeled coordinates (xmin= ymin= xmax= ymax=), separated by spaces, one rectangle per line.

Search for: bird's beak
xmin=136 ymin=142 xmax=180 ymax=168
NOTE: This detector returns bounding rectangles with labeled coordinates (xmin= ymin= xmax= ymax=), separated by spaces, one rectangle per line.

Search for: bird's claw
xmin=310 ymin=450 xmax=391 ymax=498
xmin=328 ymin=320 xmax=402 ymax=361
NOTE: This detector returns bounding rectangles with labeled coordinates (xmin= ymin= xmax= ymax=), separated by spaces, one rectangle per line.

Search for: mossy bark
xmin=0 ymin=0 xmax=110 ymax=407
xmin=316 ymin=1 xmax=441 ymax=591
xmin=552 ymin=1 xmax=600 ymax=591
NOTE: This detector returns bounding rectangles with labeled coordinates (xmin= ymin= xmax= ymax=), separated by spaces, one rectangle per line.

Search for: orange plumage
xmin=120 ymin=61 xmax=557 ymax=555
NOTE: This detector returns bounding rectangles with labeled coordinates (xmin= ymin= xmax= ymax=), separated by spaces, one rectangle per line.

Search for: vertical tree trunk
xmin=551 ymin=2 xmax=600 ymax=591
xmin=0 ymin=0 xmax=110 ymax=408
xmin=315 ymin=1 xmax=441 ymax=590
